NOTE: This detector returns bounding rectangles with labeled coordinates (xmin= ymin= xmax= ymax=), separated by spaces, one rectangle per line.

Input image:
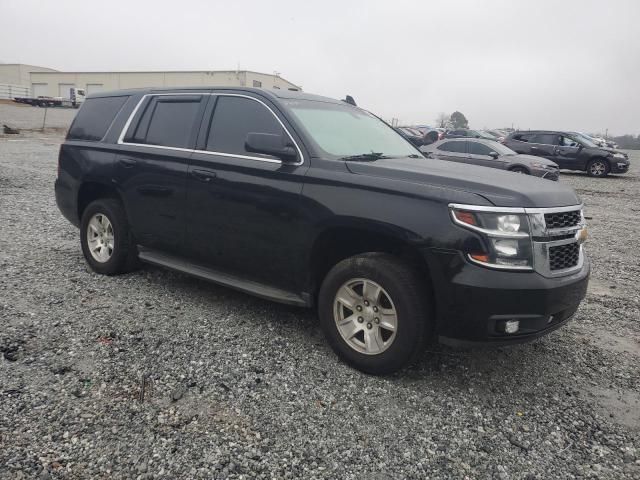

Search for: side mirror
xmin=245 ymin=132 xmax=297 ymax=162
xmin=489 ymin=151 xmax=499 ymax=159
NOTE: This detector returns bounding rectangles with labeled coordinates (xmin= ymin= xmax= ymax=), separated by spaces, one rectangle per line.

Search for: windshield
xmin=572 ymin=132 xmax=598 ymax=148
xmin=483 ymin=140 xmax=517 ymax=155
xmin=284 ymin=100 xmax=420 ymax=159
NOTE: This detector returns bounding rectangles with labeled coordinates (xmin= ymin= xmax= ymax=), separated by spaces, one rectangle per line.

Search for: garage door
xmin=86 ymin=84 xmax=104 ymax=95
xmin=58 ymin=83 xmax=75 ymax=99
xmin=32 ymin=83 xmax=48 ymax=97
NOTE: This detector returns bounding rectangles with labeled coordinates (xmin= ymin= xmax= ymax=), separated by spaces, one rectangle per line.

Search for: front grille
xmin=544 ymin=210 xmax=581 ymax=229
xmin=549 ymin=243 xmax=580 ymax=271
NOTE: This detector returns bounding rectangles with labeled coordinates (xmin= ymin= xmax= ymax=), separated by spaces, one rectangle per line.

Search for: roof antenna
xmin=343 ymin=95 xmax=357 ymax=106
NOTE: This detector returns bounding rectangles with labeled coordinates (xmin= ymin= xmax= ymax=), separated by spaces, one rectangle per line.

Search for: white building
xmin=0 ymin=64 xmax=300 ymax=99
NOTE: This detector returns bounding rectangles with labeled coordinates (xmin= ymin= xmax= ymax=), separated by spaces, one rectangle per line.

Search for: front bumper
xmin=610 ymin=160 xmax=629 ymax=174
xmin=424 ymin=248 xmax=590 ymax=345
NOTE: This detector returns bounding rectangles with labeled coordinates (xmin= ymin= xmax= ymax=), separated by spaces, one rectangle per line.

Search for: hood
xmin=345 ymin=157 xmax=580 ymax=208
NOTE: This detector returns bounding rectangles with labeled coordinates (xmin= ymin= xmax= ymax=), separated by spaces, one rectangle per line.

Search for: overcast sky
xmin=2 ymin=0 xmax=639 ymax=134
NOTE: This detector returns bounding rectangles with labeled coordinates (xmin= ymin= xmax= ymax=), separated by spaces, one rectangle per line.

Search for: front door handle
xmin=118 ymin=158 xmax=137 ymax=168
xmin=191 ymin=169 xmax=217 ymax=182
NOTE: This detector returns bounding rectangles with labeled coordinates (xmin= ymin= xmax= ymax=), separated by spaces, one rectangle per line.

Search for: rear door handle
xmin=118 ymin=158 xmax=137 ymax=168
xmin=191 ymin=169 xmax=217 ymax=182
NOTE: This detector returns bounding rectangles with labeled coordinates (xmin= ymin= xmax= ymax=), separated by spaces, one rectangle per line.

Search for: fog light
xmin=504 ymin=320 xmax=520 ymax=334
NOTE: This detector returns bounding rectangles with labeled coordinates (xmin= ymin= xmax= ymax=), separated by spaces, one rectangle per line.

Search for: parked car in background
xmin=421 ymin=138 xmax=559 ymax=180
xmin=444 ymin=129 xmax=496 ymax=140
xmin=55 ymin=87 xmax=589 ymax=374
xmin=503 ymin=130 xmax=630 ymax=177
xmin=395 ymin=127 xmax=425 ymax=147
xmin=413 ymin=125 xmax=441 ymax=144
xmin=485 ymin=129 xmax=509 ymax=141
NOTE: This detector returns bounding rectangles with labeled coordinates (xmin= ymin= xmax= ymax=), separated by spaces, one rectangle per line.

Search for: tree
xmin=450 ymin=111 xmax=469 ymax=129
xmin=435 ymin=112 xmax=450 ymax=128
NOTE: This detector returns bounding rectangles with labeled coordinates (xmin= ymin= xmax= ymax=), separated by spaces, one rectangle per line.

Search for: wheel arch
xmin=76 ymin=181 xmax=125 ymax=221
xmin=508 ymin=164 xmax=530 ymax=174
xmin=308 ymin=224 xmax=434 ymax=304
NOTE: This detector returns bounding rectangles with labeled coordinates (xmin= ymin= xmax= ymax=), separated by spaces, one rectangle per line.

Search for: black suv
xmin=503 ymin=130 xmax=630 ymax=177
xmin=55 ymin=87 xmax=590 ymax=374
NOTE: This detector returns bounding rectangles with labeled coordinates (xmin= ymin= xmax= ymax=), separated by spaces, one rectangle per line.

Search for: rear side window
xmin=67 ymin=96 xmax=128 ymax=141
xmin=512 ymin=133 xmax=533 ymax=142
xmin=206 ymin=96 xmax=282 ymax=155
xmin=530 ymin=134 xmax=558 ymax=145
xmin=438 ymin=141 xmax=467 ymax=153
xmin=127 ymin=95 xmax=204 ymax=148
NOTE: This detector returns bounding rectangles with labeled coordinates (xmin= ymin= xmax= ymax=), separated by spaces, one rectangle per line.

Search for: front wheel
xmin=510 ymin=166 xmax=529 ymax=174
xmin=318 ymin=253 xmax=431 ymax=375
xmin=587 ymin=158 xmax=609 ymax=177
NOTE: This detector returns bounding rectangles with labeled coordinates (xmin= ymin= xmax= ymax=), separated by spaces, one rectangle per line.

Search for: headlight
xmin=612 ymin=153 xmax=625 ymax=159
xmin=450 ymin=207 xmax=533 ymax=270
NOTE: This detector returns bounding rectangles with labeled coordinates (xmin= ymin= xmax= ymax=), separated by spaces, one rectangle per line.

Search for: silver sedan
xmin=420 ymin=138 xmax=560 ymax=180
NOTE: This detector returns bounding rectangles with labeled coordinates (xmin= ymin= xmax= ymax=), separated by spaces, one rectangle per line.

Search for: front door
xmin=114 ymin=93 xmax=208 ymax=253
xmin=554 ymin=135 xmax=584 ymax=170
xmin=434 ymin=140 xmax=469 ymax=163
xmin=467 ymin=141 xmax=505 ymax=169
xmin=185 ymin=94 xmax=309 ymax=291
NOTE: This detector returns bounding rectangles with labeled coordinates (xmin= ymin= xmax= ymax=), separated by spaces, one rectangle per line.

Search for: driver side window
xmin=560 ymin=136 xmax=579 ymax=147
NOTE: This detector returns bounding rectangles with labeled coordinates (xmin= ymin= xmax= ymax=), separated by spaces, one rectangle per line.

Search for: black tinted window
xmin=133 ymin=96 xmax=203 ymax=148
xmin=67 ymin=96 xmax=128 ymax=141
xmin=206 ymin=96 xmax=282 ymax=155
xmin=530 ymin=134 xmax=558 ymax=145
xmin=438 ymin=141 xmax=466 ymax=153
xmin=468 ymin=142 xmax=494 ymax=156
xmin=513 ymin=133 xmax=532 ymax=142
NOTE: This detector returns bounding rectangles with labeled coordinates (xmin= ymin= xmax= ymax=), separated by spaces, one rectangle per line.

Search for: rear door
xmin=433 ymin=140 xmax=469 ymax=163
xmin=114 ymin=93 xmax=208 ymax=253
xmin=505 ymin=133 xmax=535 ymax=154
xmin=184 ymin=93 xmax=309 ymax=291
xmin=527 ymin=133 xmax=560 ymax=161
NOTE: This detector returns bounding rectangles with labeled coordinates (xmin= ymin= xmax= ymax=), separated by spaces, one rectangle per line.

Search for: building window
xmin=252 ymin=80 xmax=262 ymax=88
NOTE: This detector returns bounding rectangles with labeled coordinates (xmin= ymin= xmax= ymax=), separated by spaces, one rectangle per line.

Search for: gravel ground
xmin=0 ymin=104 xmax=639 ymax=479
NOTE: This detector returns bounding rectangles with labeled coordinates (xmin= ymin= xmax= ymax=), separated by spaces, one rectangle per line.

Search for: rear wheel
xmin=318 ymin=253 xmax=431 ymax=375
xmin=80 ymin=198 xmax=139 ymax=275
xmin=587 ymin=158 xmax=609 ymax=177
xmin=510 ymin=166 xmax=529 ymax=174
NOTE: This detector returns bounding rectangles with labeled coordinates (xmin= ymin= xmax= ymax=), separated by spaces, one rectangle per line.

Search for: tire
xmin=510 ymin=166 xmax=529 ymax=174
xmin=586 ymin=158 xmax=609 ymax=177
xmin=80 ymin=198 xmax=139 ymax=275
xmin=318 ymin=253 xmax=431 ymax=375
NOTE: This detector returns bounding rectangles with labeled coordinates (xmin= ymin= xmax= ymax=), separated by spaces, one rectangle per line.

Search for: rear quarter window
xmin=67 ymin=96 xmax=129 ymax=141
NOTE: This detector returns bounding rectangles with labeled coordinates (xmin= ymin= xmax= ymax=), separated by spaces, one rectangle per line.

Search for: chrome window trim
xmin=117 ymin=92 xmax=305 ymax=166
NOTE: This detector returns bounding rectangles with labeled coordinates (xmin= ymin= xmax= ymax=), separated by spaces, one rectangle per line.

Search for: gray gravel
xmin=1 ymin=104 xmax=639 ymax=479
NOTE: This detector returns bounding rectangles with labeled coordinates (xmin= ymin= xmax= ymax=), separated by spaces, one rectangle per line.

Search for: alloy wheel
xmin=590 ymin=161 xmax=606 ymax=176
xmin=333 ymin=278 xmax=398 ymax=355
xmin=86 ymin=213 xmax=114 ymax=263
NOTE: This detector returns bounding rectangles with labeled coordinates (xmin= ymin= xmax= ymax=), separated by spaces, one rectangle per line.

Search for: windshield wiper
xmin=339 ymin=152 xmax=389 ymax=162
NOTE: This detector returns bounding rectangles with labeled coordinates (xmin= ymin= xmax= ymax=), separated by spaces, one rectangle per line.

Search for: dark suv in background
xmin=503 ymin=130 xmax=630 ymax=177
xmin=55 ymin=87 xmax=590 ymax=374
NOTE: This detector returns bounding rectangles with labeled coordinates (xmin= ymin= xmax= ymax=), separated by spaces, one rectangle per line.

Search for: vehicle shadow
xmin=133 ymin=263 xmax=575 ymax=397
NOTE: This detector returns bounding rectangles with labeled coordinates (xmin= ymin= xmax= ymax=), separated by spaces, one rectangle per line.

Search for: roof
xmin=92 ymin=86 xmax=344 ymax=105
